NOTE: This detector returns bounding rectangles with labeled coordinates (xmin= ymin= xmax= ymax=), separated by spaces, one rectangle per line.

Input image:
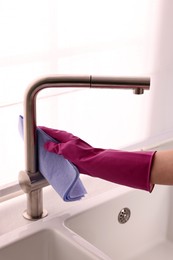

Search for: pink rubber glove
xmin=40 ymin=126 xmax=155 ymax=192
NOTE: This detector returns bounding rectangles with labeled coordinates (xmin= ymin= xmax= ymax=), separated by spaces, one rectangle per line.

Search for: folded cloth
xmin=18 ymin=116 xmax=87 ymax=201
xmin=40 ymin=126 xmax=156 ymax=192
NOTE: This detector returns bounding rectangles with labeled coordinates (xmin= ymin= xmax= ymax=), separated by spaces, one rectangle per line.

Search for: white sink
xmin=65 ymin=186 xmax=173 ymax=260
xmin=0 ymin=228 xmax=99 ymax=260
xmin=0 ymin=206 xmax=111 ymax=260
xmin=1 ymin=177 xmax=173 ymax=259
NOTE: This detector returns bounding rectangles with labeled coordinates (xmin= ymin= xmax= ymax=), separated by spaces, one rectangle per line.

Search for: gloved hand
xmin=40 ymin=126 xmax=155 ymax=192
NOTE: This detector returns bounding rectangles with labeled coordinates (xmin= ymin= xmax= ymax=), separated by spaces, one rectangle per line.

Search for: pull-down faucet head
xmin=90 ymin=76 xmax=149 ymax=94
xmin=19 ymin=75 xmax=150 ymax=220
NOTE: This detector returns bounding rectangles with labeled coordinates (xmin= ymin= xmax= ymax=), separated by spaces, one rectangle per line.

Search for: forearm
xmin=41 ymin=125 xmax=173 ymax=190
xmin=150 ymin=150 xmax=173 ymax=185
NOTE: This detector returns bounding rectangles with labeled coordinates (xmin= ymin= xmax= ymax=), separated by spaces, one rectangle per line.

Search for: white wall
xmin=38 ymin=0 xmax=173 ymax=149
xmin=148 ymin=0 xmax=173 ymax=139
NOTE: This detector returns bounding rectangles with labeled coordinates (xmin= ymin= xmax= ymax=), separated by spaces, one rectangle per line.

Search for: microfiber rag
xmin=18 ymin=116 xmax=87 ymax=201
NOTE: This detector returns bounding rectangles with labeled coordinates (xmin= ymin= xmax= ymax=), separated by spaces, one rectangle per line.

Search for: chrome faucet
xmin=18 ymin=75 xmax=150 ymax=220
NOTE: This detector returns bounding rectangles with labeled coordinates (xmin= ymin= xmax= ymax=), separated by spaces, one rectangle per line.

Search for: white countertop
xmin=0 ymin=175 xmax=118 ymax=236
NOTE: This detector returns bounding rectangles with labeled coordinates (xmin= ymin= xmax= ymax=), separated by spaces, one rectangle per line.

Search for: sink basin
xmin=65 ymin=186 xmax=173 ymax=260
xmin=0 ymin=228 xmax=99 ymax=260
xmin=1 ymin=178 xmax=173 ymax=259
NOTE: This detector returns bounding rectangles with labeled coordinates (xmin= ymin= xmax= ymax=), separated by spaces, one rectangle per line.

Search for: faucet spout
xmin=19 ymin=75 xmax=150 ymax=220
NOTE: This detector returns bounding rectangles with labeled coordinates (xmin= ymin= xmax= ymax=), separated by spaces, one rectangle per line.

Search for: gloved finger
xmin=39 ymin=126 xmax=75 ymax=142
xmin=45 ymin=142 xmax=62 ymax=154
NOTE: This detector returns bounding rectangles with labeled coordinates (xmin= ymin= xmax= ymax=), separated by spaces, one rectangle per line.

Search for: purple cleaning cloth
xmin=18 ymin=116 xmax=87 ymax=201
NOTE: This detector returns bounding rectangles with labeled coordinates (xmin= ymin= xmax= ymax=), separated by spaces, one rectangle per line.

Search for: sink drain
xmin=118 ymin=207 xmax=131 ymax=224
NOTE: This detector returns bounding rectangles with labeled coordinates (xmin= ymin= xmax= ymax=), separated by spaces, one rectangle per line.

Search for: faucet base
xmin=21 ymin=189 xmax=48 ymax=220
xmin=23 ymin=209 xmax=48 ymax=220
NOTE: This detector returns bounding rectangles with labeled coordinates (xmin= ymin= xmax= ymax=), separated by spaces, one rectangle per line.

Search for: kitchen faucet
xmin=19 ymin=75 xmax=150 ymax=220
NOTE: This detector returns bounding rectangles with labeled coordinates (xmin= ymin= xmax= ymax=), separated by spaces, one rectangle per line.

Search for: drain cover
xmin=118 ymin=207 xmax=131 ymax=224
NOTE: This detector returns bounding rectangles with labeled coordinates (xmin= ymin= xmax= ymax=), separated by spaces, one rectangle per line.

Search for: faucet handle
xmin=19 ymin=170 xmax=49 ymax=194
